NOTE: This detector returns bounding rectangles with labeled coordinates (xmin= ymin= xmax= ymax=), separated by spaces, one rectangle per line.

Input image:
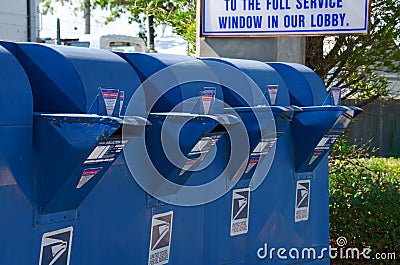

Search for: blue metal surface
xmin=0 ymin=45 xmax=33 ymax=206
xmin=0 ymin=43 xmax=361 ymax=265
xmin=3 ymin=42 xmax=145 ymax=115
xmin=0 ymin=45 xmax=32 ymax=125
xmin=0 ymin=44 xmax=35 ymax=264
xmin=268 ymin=62 xmax=327 ymax=106
xmin=120 ymin=53 xmax=225 ymax=113
xmin=119 ymin=53 xmax=248 ymax=197
xmin=202 ymin=58 xmax=291 ymax=106
xmin=34 ymin=114 xmax=127 ymax=213
xmin=291 ymin=106 xmax=361 ymax=172
xmin=200 ymin=58 xmax=296 ymax=184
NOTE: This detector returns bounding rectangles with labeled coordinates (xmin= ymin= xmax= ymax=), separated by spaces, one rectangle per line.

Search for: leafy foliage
xmin=329 ymin=139 xmax=400 ymax=261
xmin=40 ymin=0 xmax=88 ymax=16
xmin=306 ymin=0 xmax=400 ymax=107
xmin=92 ymin=0 xmax=196 ymax=53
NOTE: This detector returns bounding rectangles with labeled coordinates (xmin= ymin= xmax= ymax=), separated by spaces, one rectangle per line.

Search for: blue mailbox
xmin=0 ymin=42 xmax=361 ymax=265
xmin=268 ymin=63 xmax=361 ymax=172
xmin=1 ymin=42 xmax=150 ymax=215
xmin=119 ymin=53 xmax=245 ymax=194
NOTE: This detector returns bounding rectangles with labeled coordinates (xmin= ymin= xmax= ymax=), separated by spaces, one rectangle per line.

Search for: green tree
xmin=40 ymin=0 xmax=196 ymax=51
xmin=93 ymin=0 xmax=196 ymax=53
xmin=305 ymin=0 xmax=400 ymax=106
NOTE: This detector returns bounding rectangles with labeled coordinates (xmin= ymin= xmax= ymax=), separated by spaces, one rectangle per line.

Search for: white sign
xmin=201 ymin=0 xmax=370 ymax=36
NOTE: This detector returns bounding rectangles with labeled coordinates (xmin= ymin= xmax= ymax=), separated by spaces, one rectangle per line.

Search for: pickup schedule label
xmin=202 ymin=0 xmax=370 ymax=36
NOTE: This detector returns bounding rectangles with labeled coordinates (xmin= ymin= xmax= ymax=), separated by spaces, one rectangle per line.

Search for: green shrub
xmin=329 ymin=156 xmax=400 ymax=261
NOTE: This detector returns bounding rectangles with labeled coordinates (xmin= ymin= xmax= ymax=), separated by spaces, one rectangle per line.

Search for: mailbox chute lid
xmin=0 ymin=45 xmax=32 ymax=125
xmin=12 ymin=43 xmax=144 ymax=116
xmin=202 ymin=58 xmax=290 ymax=106
xmin=119 ymin=53 xmax=197 ymax=80
xmin=267 ymin=62 xmax=327 ymax=107
xmin=120 ymin=53 xmax=224 ymax=113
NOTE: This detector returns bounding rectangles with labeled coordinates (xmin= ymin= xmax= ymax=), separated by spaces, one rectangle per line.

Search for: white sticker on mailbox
xmin=267 ymin=85 xmax=278 ymax=105
xmin=84 ymin=139 xmax=128 ymax=165
xmin=295 ymin=180 xmax=310 ymax=222
xmin=39 ymin=226 xmax=73 ymax=265
xmin=179 ymin=134 xmax=223 ymax=175
xmin=230 ymin=188 xmax=250 ymax=236
xmin=148 ymin=211 xmax=173 ymax=265
xmin=201 ymin=87 xmax=216 ymax=115
xmin=101 ymin=88 xmax=119 ymax=116
xmin=76 ymin=167 xmax=102 ymax=189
